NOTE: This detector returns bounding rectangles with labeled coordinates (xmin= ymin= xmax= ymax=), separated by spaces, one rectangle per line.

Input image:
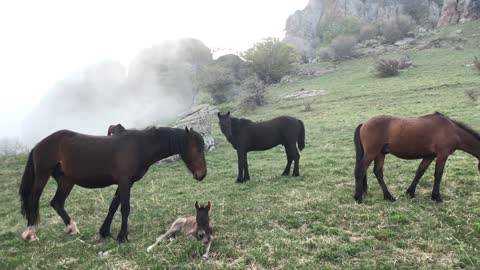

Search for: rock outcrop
xmin=158 ymin=104 xmax=218 ymax=163
xmin=438 ymin=0 xmax=480 ymax=26
xmin=284 ymin=0 xmax=443 ymax=58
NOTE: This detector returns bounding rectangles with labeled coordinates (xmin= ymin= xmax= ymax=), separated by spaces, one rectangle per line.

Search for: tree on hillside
xmin=242 ymin=38 xmax=298 ymax=84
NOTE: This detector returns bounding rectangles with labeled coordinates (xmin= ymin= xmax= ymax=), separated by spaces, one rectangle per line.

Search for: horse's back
xmin=245 ymin=116 xmax=302 ymax=150
xmin=360 ymin=114 xmax=458 ymax=158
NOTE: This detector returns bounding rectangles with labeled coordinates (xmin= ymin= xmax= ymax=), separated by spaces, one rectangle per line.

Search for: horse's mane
xmin=435 ymin=112 xmax=480 ymax=141
xmin=142 ymin=126 xmax=205 ymax=152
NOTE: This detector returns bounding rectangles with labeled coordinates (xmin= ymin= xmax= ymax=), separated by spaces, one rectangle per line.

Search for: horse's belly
xmin=70 ymin=175 xmax=117 ymax=188
xmin=389 ymin=145 xmax=435 ymax=160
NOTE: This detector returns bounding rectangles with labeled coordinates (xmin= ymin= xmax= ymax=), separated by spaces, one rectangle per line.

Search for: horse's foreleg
xmin=99 ymin=187 xmax=120 ymax=238
xmin=117 ymin=182 xmax=131 ymax=243
xmin=406 ymin=158 xmax=434 ymax=198
xmin=22 ymin=173 xmax=49 ymax=241
xmin=432 ymin=156 xmax=448 ymax=203
xmin=236 ymin=150 xmax=245 ymax=183
xmin=50 ymin=179 xmax=77 ymax=234
xmin=202 ymin=237 xmax=213 ymax=259
xmin=373 ymin=154 xmax=395 ymax=202
xmin=147 ymin=224 xmax=181 ymax=252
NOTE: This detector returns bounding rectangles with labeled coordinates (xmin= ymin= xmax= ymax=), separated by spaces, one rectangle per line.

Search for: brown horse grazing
xmin=147 ymin=201 xmax=214 ymax=259
xmin=19 ymin=127 xmax=207 ymax=242
xmin=218 ymin=112 xmax=305 ymax=182
xmin=354 ymin=112 xmax=480 ymax=203
xmin=107 ymin=124 xmax=126 ymax=136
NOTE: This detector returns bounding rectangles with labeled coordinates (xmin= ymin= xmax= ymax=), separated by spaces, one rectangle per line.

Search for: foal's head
xmin=195 ymin=201 xmax=212 ymax=245
xmin=217 ymin=111 xmax=232 ymax=140
xmin=181 ymin=127 xmax=207 ymax=181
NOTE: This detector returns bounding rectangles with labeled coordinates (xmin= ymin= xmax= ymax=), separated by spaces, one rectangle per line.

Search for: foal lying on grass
xmin=147 ymin=201 xmax=213 ymax=259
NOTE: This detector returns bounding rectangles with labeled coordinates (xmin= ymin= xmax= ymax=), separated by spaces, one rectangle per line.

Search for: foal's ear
xmin=206 ymin=201 xmax=211 ymax=211
xmin=185 ymin=127 xmax=190 ymax=133
xmin=217 ymin=112 xmax=221 ymax=118
xmin=226 ymin=111 xmax=230 ymax=117
xmin=195 ymin=201 xmax=200 ymax=210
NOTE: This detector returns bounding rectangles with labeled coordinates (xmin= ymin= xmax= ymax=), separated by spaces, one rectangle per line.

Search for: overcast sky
xmin=0 ymin=0 xmax=308 ymax=139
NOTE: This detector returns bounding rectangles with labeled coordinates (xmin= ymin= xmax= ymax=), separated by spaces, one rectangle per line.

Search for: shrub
xmin=375 ymin=59 xmax=399 ymax=78
xmin=0 ymin=138 xmax=29 ymax=157
xmin=317 ymin=16 xmax=362 ymax=44
xmin=358 ymin=24 xmax=379 ymax=41
xmin=381 ymin=15 xmax=414 ymax=44
xmin=317 ymin=47 xmax=333 ymax=61
xmin=239 ymin=76 xmax=266 ymax=112
xmin=398 ymin=55 xmax=413 ymax=69
xmin=474 ymin=57 xmax=480 ymax=73
xmin=242 ymin=38 xmax=298 ymax=84
xmin=402 ymin=0 xmax=428 ymax=23
xmin=330 ymin=36 xmax=357 ymax=59
xmin=199 ymin=65 xmax=235 ymax=104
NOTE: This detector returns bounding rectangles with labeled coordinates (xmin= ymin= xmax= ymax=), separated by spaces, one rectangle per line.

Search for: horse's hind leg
xmin=22 ymin=173 xmax=49 ymax=241
xmin=282 ymin=145 xmax=293 ymax=176
xmin=373 ymin=154 xmax=395 ymax=202
xmin=147 ymin=221 xmax=183 ymax=252
xmin=50 ymin=177 xmax=77 ymax=234
xmin=406 ymin=158 xmax=434 ymax=198
xmin=290 ymin=145 xmax=300 ymax=177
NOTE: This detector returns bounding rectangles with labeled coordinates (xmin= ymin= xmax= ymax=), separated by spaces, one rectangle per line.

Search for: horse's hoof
xmin=99 ymin=229 xmax=110 ymax=239
xmin=64 ymin=220 xmax=80 ymax=234
xmin=235 ymin=179 xmax=244 ymax=183
xmin=22 ymin=226 xmax=39 ymax=241
xmin=281 ymin=173 xmax=289 ymax=176
xmin=146 ymin=246 xmax=154 ymax=252
xmin=354 ymin=195 xmax=363 ymax=204
xmin=384 ymin=194 xmax=396 ymax=202
xmin=202 ymin=254 xmax=209 ymax=260
xmin=406 ymin=190 xmax=416 ymax=198
xmin=117 ymin=234 xmax=128 ymax=243
xmin=293 ymin=172 xmax=300 ymax=177
xmin=431 ymin=194 xmax=443 ymax=203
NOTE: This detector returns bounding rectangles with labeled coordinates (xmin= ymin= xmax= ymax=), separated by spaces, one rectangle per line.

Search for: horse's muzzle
xmin=194 ymin=171 xmax=206 ymax=181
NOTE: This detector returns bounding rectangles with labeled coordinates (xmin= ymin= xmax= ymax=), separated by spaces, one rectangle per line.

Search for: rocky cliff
xmin=284 ymin=0 xmax=479 ymax=58
xmin=438 ymin=0 xmax=480 ymax=26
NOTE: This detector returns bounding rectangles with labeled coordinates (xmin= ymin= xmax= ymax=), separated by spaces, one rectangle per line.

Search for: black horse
xmin=217 ymin=112 xmax=305 ymax=182
xmin=19 ymin=127 xmax=206 ymax=243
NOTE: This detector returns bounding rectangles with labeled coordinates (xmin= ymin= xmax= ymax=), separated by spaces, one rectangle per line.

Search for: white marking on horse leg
xmin=64 ymin=220 xmax=80 ymax=234
xmin=202 ymin=238 xmax=213 ymax=259
xmin=22 ymin=226 xmax=39 ymax=241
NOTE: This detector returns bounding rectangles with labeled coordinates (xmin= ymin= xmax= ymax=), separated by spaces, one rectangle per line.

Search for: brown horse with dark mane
xmin=19 ymin=127 xmax=207 ymax=242
xmin=354 ymin=112 xmax=480 ymax=203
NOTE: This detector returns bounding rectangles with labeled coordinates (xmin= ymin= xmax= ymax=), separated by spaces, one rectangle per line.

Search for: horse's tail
xmin=297 ymin=120 xmax=305 ymax=151
xmin=19 ymin=150 xmax=35 ymax=222
xmin=354 ymin=124 xmax=365 ymax=202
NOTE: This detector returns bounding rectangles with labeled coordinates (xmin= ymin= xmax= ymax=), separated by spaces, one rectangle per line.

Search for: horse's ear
xmin=206 ymin=201 xmax=211 ymax=211
xmin=226 ymin=111 xmax=230 ymax=117
xmin=195 ymin=201 xmax=199 ymax=210
xmin=185 ymin=127 xmax=189 ymax=134
xmin=190 ymin=128 xmax=193 ymax=133
xmin=217 ymin=112 xmax=221 ymax=118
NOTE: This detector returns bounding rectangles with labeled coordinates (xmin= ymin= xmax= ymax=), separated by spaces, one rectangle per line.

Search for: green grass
xmin=1 ymin=22 xmax=480 ymax=269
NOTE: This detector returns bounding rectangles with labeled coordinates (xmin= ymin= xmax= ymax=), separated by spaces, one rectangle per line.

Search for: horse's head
xmin=195 ymin=201 xmax=212 ymax=245
xmin=107 ymin=124 xmax=126 ymax=136
xmin=181 ymin=127 xmax=207 ymax=181
xmin=217 ymin=111 xmax=232 ymax=140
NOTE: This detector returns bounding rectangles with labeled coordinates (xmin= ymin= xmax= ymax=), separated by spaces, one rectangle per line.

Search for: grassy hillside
xmin=1 ymin=22 xmax=479 ymax=269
